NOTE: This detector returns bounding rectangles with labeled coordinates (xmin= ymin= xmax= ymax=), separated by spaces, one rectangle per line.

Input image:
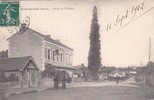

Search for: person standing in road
xmin=54 ymin=72 xmax=59 ymax=89
xmin=62 ymin=71 xmax=66 ymax=89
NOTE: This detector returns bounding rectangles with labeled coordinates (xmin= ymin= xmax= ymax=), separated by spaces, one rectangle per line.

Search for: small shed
xmin=0 ymin=56 xmax=39 ymax=88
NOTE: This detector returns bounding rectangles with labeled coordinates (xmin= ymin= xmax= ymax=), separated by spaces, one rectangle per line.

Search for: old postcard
xmin=0 ymin=0 xmax=154 ymax=100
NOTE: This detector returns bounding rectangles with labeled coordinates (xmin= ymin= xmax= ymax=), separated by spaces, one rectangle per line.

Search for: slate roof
xmin=0 ymin=56 xmax=38 ymax=72
xmin=30 ymin=29 xmax=73 ymax=51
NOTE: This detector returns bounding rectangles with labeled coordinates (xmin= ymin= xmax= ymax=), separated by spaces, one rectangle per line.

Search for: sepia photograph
xmin=0 ymin=0 xmax=154 ymax=100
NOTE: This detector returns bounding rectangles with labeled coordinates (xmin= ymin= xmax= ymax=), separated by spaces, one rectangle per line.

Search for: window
xmin=70 ymin=55 xmax=72 ymax=64
xmin=66 ymin=54 xmax=68 ymax=64
xmin=61 ymin=53 xmax=63 ymax=62
xmin=48 ymin=49 xmax=50 ymax=60
xmin=50 ymin=49 xmax=53 ymax=60
xmin=62 ymin=53 xmax=64 ymax=62
xmin=45 ymin=48 xmax=48 ymax=59
xmin=68 ymin=55 xmax=70 ymax=64
xmin=53 ymin=51 xmax=55 ymax=61
xmin=57 ymin=55 xmax=59 ymax=62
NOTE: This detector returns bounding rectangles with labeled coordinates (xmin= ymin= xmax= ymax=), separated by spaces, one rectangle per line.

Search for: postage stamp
xmin=0 ymin=2 xmax=19 ymax=26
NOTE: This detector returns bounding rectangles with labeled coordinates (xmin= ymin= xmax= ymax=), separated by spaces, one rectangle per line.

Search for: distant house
xmin=98 ymin=67 xmax=116 ymax=80
xmin=0 ymin=56 xmax=39 ymax=88
xmin=73 ymin=64 xmax=88 ymax=77
xmin=7 ymin=24 xmax=73 ymax=72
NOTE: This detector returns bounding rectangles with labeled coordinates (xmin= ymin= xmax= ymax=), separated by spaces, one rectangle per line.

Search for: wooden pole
xmin=149 ymin=37 xmax=151 ymax=62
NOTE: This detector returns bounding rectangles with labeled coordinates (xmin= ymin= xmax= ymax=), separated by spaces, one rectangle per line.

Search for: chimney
xmin=19 ymin=23 xmax=28 ymax=32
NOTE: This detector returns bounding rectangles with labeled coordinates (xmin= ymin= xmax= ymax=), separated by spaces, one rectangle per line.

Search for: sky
xmin=0 ymin=0 xmax=154 ymax=67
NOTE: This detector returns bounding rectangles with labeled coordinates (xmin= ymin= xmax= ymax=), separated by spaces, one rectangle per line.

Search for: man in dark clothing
xmin=54 ymin=73 xmax=59 ymax=89
xmin=116 ymin=75 xmax=120 ymax=84
xmin=62 ymin=71 xmax=66 ymax=89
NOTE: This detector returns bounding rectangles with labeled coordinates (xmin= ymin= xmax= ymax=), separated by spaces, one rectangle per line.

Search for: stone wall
xmin=8 ymin=30 xmax=44 ymax=71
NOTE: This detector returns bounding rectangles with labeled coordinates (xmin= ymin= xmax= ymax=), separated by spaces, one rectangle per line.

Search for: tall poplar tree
xmin=88 ymin=6 xmax=101 ymax=80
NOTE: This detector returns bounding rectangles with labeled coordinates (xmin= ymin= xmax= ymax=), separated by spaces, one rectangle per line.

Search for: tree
xmin=88 ymin=6 xmax=101 ymax=80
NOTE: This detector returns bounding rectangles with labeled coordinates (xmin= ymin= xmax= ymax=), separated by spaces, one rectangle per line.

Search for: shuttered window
xmin=45 ymin=48 xmax=48 ymax=59
xmin=48 ymin=49 xmax=50 ymax=60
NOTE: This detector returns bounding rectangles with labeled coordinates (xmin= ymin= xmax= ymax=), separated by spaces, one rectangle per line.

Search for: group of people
xmin=53 ymin=71 xmax=67 ymax=89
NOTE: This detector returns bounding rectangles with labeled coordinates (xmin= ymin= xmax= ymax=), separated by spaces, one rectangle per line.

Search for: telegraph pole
xmin=148 ymin=37 xmax=151 ymax=62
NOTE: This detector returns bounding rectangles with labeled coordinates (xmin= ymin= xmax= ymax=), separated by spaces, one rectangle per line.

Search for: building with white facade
xmin=8 ymin=24 xmax=73 ymax=71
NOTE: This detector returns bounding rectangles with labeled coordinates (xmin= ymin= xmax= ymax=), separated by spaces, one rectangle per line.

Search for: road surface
xmin=6 ymin=82 xmax=146 ymax=100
